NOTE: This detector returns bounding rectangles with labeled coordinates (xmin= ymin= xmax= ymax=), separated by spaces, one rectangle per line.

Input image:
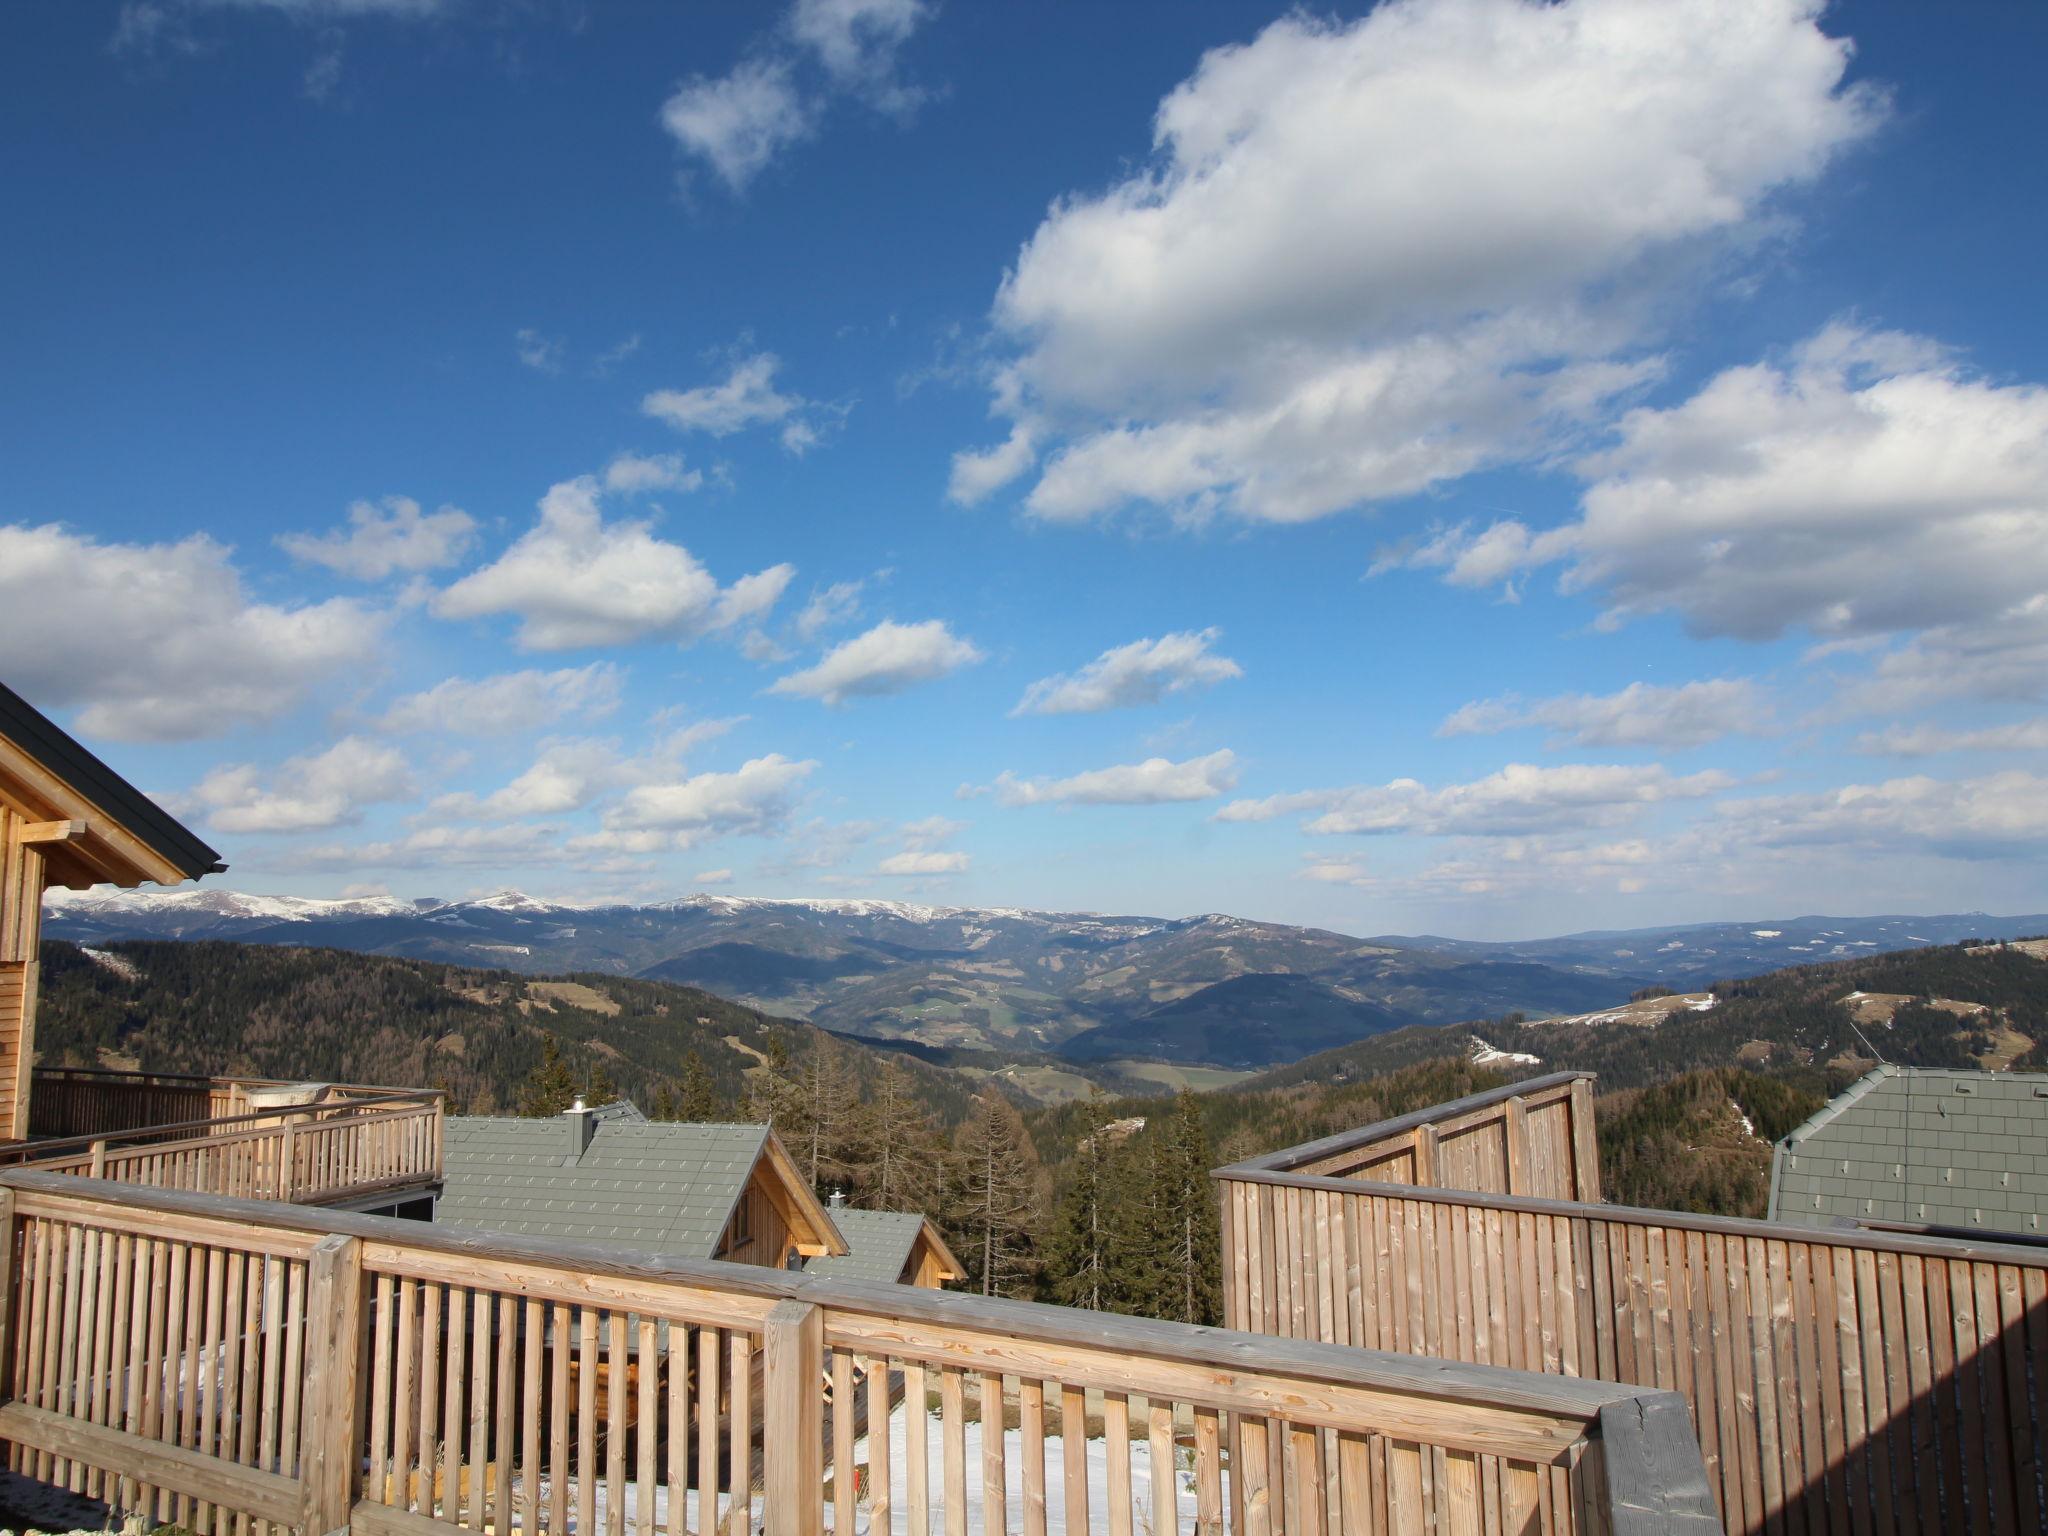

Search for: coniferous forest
xmin=31 ymin=933 xmax=2048 ymax=1314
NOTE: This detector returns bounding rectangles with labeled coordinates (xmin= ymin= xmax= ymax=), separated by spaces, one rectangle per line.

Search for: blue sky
xmin=4 ymin=0 xmax=2046 ymax=938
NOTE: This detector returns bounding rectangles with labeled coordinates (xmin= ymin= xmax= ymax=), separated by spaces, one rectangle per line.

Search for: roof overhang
xmin=740 ymin=1127 xmax=850 ymax=1259
xmin=911 ymin=1217 xmax=965 ymax=1282
xmin=0 ymin=681 xmax=223 ymax=890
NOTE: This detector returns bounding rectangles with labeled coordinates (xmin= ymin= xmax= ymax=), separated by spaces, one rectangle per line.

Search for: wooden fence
xmin=29 ymin=1066 xmax=245 ymax=1140
xmin=0 ymin=1171 xmax=1718 ymax=1536
xmin=4 ymin=1093 xmax=443 ymax=1206
xmin=1216 ymin=1077 xmax=2048 ymax=1536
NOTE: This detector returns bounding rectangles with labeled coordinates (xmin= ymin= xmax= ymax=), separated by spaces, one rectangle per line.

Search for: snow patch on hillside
xmin=79 ymin=947 xmax=141 ymax=981
xmin=1470 ymin=1036 xmax=1541 ymax=1067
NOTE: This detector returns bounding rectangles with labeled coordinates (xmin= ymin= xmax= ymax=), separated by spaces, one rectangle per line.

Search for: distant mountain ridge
xmin=42 ymin=886 xmax=2048 ymax=1069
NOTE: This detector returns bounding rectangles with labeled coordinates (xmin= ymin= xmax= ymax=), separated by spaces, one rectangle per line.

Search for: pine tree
xmin=951 ymin=1090 xmax=1041 ymax=1297
xmin=859 ymin=1060 xmax=940 ymax=1212
xmin=792 ymin=1040 xmax=864 ymax=1192
xmin=650 ymin=1083 xmax=679 ymax=1121
xmin=519 ymin=1034 xmax=578 ymax=1117
xmin=1151 ymin=1090 xmax=1223 ymax=1325
xmin=677 ymin=1052 xmax=721 ymax=1122
xmin=1042 ymin=1098 xmax=1120 ymax=1310
xmin=585 ymin=1060 xmax=620 ymax=1105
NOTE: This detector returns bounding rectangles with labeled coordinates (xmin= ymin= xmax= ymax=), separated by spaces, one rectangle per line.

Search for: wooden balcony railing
xmin=27 ymin=1066 xmax=433 ymax=1144
xmin=1 ymin=1087 xmax=444 ymax=1206
xmin=0 ymin=1171 xmax=1719 ymax=1536
xmin=1215 ymin=1075 xmax=2048 ymax=1536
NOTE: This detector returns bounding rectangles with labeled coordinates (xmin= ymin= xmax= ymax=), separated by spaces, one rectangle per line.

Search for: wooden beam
xmin=1598 ymin=1392 xmax=1724 ymax=1535
xmin=764 ymin=1299 xmax=825 ymax=1536
xmin=0 ymin=1402 xmax=301 ymax=1526
xmin=14 ymin=820 xmax=85 ymax=845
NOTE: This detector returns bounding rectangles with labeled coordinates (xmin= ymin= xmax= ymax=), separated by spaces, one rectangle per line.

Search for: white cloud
xmin=0 ymin=521 xmax=382 ymax=742
xmin=965 ymin=0 xmax=1878 ymax=524
xmin=660 ymin=59 xmax=813 ymax=191
xmin=292 ymin=822 xmax=567 ymax=872
xmin=430 ymin=719 xmax=737 ymax=821
xmin=794 ymin=578 xmax=868 ymax=642
xmin=604 ymin=753 xmax=818 ymax=842
xmin=515 ymin=328 xmax=564 ymax=374
xmin=1397 ymin=329 xmax=2048 ymax=706
xmin=994 ymin=749 xmax=1238 ymax=807
xmin=693 ymin=868 xmax=735 ymax=885
xmin=948 ymin=423 xmax=1038 ymax=507
xmin=878 ymin=849 xmax=969 ymax=876
xmin=603 ymin=452 xmax=702 ymax=496
xmin=758 ymin=817 xmax=883 ymax=876
xmin=788 ymin=0 xmax=929 ymax=108
xmin=1716 ymin=771 xmax=2048 ymax=858
xmin=433 ymin=475 xmax=793 ymax=650
xmin=185 ymin=736 xmax=414 ymax=834
xmin=641 ymin=352 xmax=823 ymax=452
xmin=1439 ymin=680 xmax=1769 ymax=750
xmin=769 ymin=619 xmax=982 ymax=704
xmin=1853 ymin=719 xmax=2048 ymax=757
xmin=376 ymin=664 xmax=622 ymax=736
xmin=278 ymin=495 xmax=477 ymax=581
xmin=1013 ymin=628 xmax=1242 ymax=716
xmin=113 ymin=0 xmax=447 ymax=58
xmin=1218 ymin=762 xmax=1731 ymax=837
xmin=1298 ymin=854 xmax=1371 ymax=887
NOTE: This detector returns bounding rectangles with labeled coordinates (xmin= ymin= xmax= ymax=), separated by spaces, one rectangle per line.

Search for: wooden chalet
xmin=0 ymin=680 xmax=224 ymax=1139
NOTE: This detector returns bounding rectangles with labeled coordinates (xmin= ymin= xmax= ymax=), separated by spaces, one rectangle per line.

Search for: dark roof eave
xmin=0 ymin=679 xmax=223 ymax=881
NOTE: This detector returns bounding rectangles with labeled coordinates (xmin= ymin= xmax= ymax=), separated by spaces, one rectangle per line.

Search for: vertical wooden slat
xmin=1059 ymin=1383 xmax=1084 ymax=1536
xmin=445 ymin=1284 xmax=469 ymax=1524
xmin=497 ymin=1294 xmax=519 ymax=1534
xmin=639 ymin=1317 xmax=659 ymax=1536
xmin=1019 ymin=1377 xmax=1046 ymax=1536
xmin=865 ymin=1355 xmax=893 ymax=1536
xmin=832 ymin=1349 xmax=855 ymax=1536
xmin=667 ymin=1325 xmax=690 ymax=1536
xmin=981 ymin=1373 xmax=1007 ymax=1536
xmin=551 ymin=1303 xmax=572 ymax=1536
xmin=941 ymin=1368 xmax=967 ymax=1536
xmin=906 ymin=1362 xmax=931 ymax=1536
xmin=608 ymin=1312 xmax=629 ymax=1536
xmin=419 ymin=1281 xmax=444 ymax=1518
xmin=729 ymin=1332 xmax=753 ymax=1533
xmin=578 ymin=1308 xmax=599 ymax=1536
xmin=522 ymin=1298 xmax=545 ymax=1536
xmin=298 ymin=1234 xmax=364 ymax=1536
xmin=1103 ymin=1391 xmax=1132 ymax=1536
xmin=697 ymin=1327 xmax=721 ymax=1536
xmin=472 ymin=1290 xmax=495 ymax=1531
xmin=1149 ymin=1399 xmax=1176 ymax=1536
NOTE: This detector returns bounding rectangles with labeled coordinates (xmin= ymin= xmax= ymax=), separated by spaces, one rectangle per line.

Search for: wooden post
xmin=1503 ymin=1099 xmax=1532 ymax=1199
xmin=88 ymin=1141 xmax=106 ymax=1179
xmin=0 ymin=1187 xmax=15 ymax=1404
xmin=764 ymin=1300 xmax=824 ymax=1536
xmin=279 ymin=1120 xmax=297 ymax=1202
xmin=298 ymin=1234 xmax=364 ymax=1536
xmin=1568 ymin=1079 xmax=1602 ymax=1203
xmin=1413 ymin=1125 xmax=1440 ymax=1189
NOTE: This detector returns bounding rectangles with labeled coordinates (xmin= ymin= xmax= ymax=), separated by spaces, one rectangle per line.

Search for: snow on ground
xmin=1731 ymin=1100 xmax=1760 ymax=1143
xmin=1469 ymin=1037 xmax=1541 ymax=1068
xmin=77 ymin=948 xmax=140 ymax=981
xmin=566 ymin=1401 xmax=1219 ymax=1536
xmin=1749 ymin=930 xmax=1782 ymax=939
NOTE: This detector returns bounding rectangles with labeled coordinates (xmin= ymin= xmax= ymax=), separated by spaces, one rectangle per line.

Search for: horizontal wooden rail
xmin=1220 ymin=1101 xmax=2048 ymax=1536
xmin=0 ymin=1170 xmax=1713 ymax=1536
xmin=11 ymin=1082 xmax=445 ymax=1164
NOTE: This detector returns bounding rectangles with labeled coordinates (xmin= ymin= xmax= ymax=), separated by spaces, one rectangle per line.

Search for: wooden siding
xmin=0 ymin=805 xmax=49 ymax=1140
xmin=1219 ymin=1079 xmax=2048 ymax=1536
xmin=0 ymin=1169 xmax=1721 ymax=1536
xmin=717 ymin=1174 xmax=798 ymax=1270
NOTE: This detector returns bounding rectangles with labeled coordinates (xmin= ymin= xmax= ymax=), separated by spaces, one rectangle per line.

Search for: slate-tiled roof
xmin=1770 ymin=1064 xmax=2048 ymax=1239
xmin=438 ymin=1106 xmax=775 ymax=1257
xmin=804 ymin=1209 xmax=929 ymax=1283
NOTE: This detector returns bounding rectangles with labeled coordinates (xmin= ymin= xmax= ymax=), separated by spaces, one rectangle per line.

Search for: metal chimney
xmin=564 ymin=1097 xmax=597 ymax=1161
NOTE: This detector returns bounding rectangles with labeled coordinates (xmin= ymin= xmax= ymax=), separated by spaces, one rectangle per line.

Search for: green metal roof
xmin=1770 ymin=1064 xmax=2048 ymax=1239
xmin=438 ymin=1105 xmax=776 ymax=1258
xmin=803 ymin=1208 xmax=929 ymax=1283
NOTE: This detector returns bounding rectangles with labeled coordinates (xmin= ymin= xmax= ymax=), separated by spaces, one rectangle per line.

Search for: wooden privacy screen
xmin=1217 ymin=1077 xmax=2048 ymax=1536
xmin=0 ymin=1170 xmax=1718 ymax=1536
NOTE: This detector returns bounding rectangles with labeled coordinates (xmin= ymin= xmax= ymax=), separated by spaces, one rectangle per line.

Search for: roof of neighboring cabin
xmin=1771 ymin=1064 xmax=2048 ymax=1240
xmin=805 ymin=1208 xmax=962 ymax=1284
xmin=0 ymin=679 xmax=223 ymax=888
xmin=438 ymin=1105 xmax=847 ymax=1258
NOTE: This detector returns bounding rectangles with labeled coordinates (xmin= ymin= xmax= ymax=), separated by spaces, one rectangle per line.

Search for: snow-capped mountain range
xmin=40 ymin=886 xmax=2048 ymax=1069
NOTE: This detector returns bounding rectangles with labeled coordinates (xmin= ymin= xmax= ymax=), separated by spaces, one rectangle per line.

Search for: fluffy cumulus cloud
xmin=375 ymin=664 xmax=622 ymax=736
xmin=1218 ymin=762 xmax=1731 ymax=837
xmin=789 ymin=0 xmax=930 ymax=109
xmin=641 ymin=352 xmax=825 ymax=453
xmin=1012 ymin=628 xmax=1243 ymax=715
xmin=433 ymin=476 xmax=793 ymax=650
xmin=278 ymin=495 xmax=477 ymax=581
xmin=769 ymin=619 xmax=982 ymax=704
xmin=183 ymin=736 xmax=414 ymax=834
xmin=603 ymin=753 xmax=818 ymax=843
xmin=994 ymin=749 xmax=1238 ymax=807
xmin=1392 ymin=328 xmax=2048 ymax=704
xmin=956 ymin=0 xmax=1880 ymax=523
xmin=0 ymin=521 xmax=382 ymax=741
xmin=1439 ymin=679 xmax=1769 ymax=750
